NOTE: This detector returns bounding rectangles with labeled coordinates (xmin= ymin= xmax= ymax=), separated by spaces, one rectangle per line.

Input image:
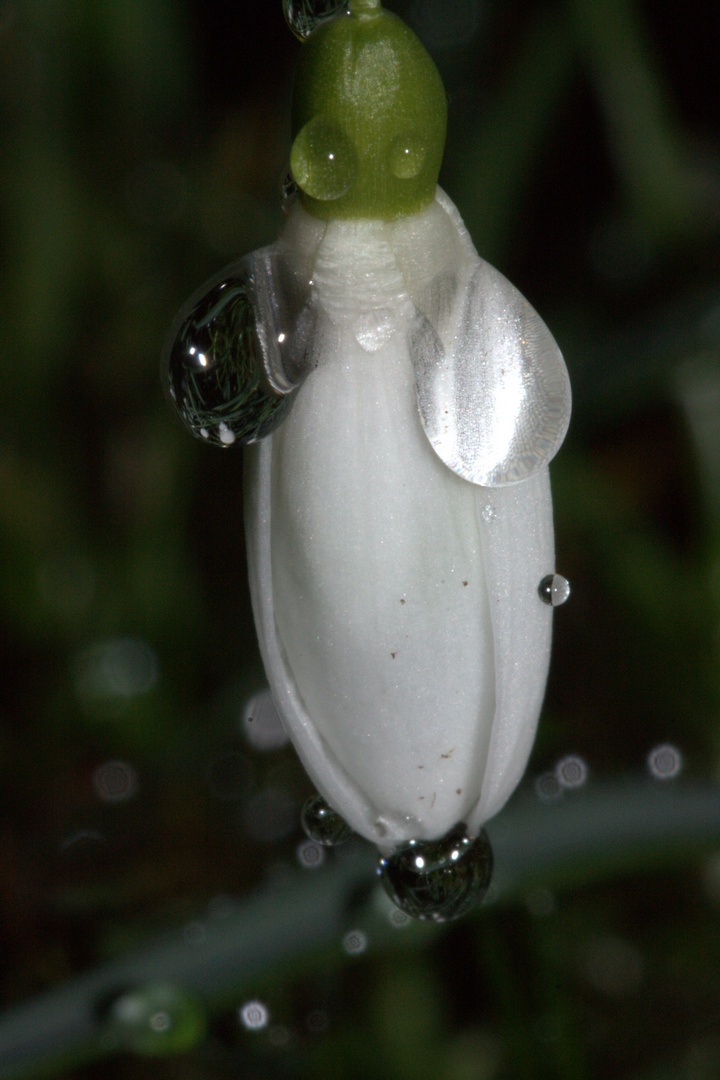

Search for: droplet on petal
xmin=412 ymin=253 xmax=571 ymax=486
xmin=388 ymin=132 xmax=427 ymax=179
xmin=163 ymin=251 xmax=312 ymax=447
xmin=377 ymin=824 xmax=493 ymax=921
xmin=290 ymin=115 xmax=357 ymax=201
xmin=282 ymin=0 xmax=347 ymax=40
xmin=538 ymin=573 xmax=570 ymax=606
xmin=301 ymin=792 xmax=353 ymax=845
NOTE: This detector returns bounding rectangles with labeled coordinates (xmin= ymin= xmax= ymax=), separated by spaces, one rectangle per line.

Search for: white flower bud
xmin=244 ymin=189 xmax=570 ymax=850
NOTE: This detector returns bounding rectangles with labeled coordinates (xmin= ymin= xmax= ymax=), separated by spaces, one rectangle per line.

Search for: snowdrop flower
xmin=165 ymin=0 xmax=570 ymax=919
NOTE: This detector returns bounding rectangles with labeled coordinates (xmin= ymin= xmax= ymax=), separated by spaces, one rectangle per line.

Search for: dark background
xmin=2 ymin=0 xmax=720 ymax=1077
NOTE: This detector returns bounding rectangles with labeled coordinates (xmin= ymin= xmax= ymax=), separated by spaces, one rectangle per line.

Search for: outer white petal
xmin=244 ymin=193 xmax=557 ymax=850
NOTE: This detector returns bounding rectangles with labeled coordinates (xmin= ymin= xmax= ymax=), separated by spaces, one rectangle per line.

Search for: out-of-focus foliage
xmin=1 ymin=0 xmax=720 ymax=1077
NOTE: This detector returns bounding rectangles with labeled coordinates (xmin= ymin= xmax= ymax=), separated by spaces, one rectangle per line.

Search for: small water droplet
xmin=301 ymin=793 xmax=353 ymax=845
xmin=163 ymin=259 xmax=299 ymax=447
xmin=353 ymin=307 xmax=396 ymax=352
xmin=555 ymin=754 xmax=588 ymax=789
xmin=538 ymin=573 xmax=571 ymax=606
xmin=240 ymin=688 xmax=289 ymax=751
xmin=342 ymin=928 xmax=368 ymax=955
xmin=106 ymin=984 xmax=207 ymax=1057
xmin=377 ymin=825 xmax=493 ymax=922
xmin=290 ymin=115 xmax=357 ymax=201
xmin=280 ymin=169 xmax=300 ymax=211
xmin=647 ymin=743 xmax=683 ymax=780
xmin=239 ymin=1000 xmax=269 ymax=1031
xmin=93 ymin=760 xmax=138 ymax=803
xmin=535 ymin=771 xmax=563 ymax=801
xmin=297 ymin=838 xmax=325 ymax=868
xmin=388 ymin=132 xmax=427 ymax=179
xmin=282 ymin=0 xmax=347 ymax=40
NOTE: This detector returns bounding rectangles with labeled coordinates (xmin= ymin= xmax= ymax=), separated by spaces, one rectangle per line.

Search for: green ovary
xmin=290 ymin=3 xmax=447 ymax=221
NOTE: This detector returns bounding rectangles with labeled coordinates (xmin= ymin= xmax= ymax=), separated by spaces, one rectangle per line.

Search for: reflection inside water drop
xmin=164 ymin=265 xmax=293 ymax=447
xmin=282 ymin=0 xmax=347 ymax=40
xmin=378 ymin=824 xmax=493 ymax=922
xmin=301 ymin=793 xmax=353 ymax=846
xmin=538 ymin=574 xmax=571 ymax=606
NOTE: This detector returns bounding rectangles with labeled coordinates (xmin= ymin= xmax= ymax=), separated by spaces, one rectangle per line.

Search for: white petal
xmin=244 ymin=193 xmax=559 ymax=849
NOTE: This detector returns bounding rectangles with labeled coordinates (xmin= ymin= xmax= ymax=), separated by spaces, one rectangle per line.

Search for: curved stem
xmin=1 ymin=782 xmax=718 ymax=1078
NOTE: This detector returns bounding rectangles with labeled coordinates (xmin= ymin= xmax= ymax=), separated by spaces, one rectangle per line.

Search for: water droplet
xmin=389 ymin=132 xmax=427 ymax=179
xmin=297 ymin=838 xmax=326 ymax=868
xmin=240 ymin=688 xmax=289 ymax=751
xmin=280 ymin=169 xmax=300 ymax=211
xmin=306 ymin=1009 xmax=329 ymax=1033
xmin=164 ymin=257 xmax=300 ymax=447
xmin=290 ymin=115 xmax=356 ymax=201
xmin=377 ymin=825 xmax=493 ymax=922
xmin=353 ymin=307 xmax=396 ymax=352
xmin=301 ymin=793 xmax=353 ymax=845
xmin=93 ymin=760 xmax=138 ymax=803
xmin=282 ymin=0 xmax=347 ymax=40
xmin=555 ymin=754 xmax=588 ymax=789
xmin=61 ymin=828 xmax=105 ymax=853
xmin=647 ymin=743 xmax=683 ymax=780
xmin=412 ymin=255 xmax=571 ymax=485
xmin=535 ymin=771 xmax=562 ymax=801
xmin=239 ymin=1000 xmax=269 ymax=1031
xmin=538 ymin=574 xmax=571 ymax=606
xmin=106 ymin=984 xmax=207 ymax=1057
xmin=342 ymin=928 xmax=368 ymax=955
xmin=75 ymin=637 xmax=158 ymax=716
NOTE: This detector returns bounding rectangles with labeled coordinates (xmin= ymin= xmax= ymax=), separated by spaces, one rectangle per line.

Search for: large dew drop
xmin=377 ymin=824 xmax=493 ymax=921
xmin=283 ymin=0 xmax=347 ymax=40
xmin=163 ymin=251 xmax=311 ymax=447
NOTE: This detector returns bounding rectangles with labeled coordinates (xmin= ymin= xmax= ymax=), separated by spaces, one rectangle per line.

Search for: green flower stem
xmin=1 ymin=782 xmax=719 ymax=1078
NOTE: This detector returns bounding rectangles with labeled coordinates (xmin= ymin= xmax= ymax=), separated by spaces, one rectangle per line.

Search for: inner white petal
xmin=270 ymin=301 xmax=495 ymax=837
